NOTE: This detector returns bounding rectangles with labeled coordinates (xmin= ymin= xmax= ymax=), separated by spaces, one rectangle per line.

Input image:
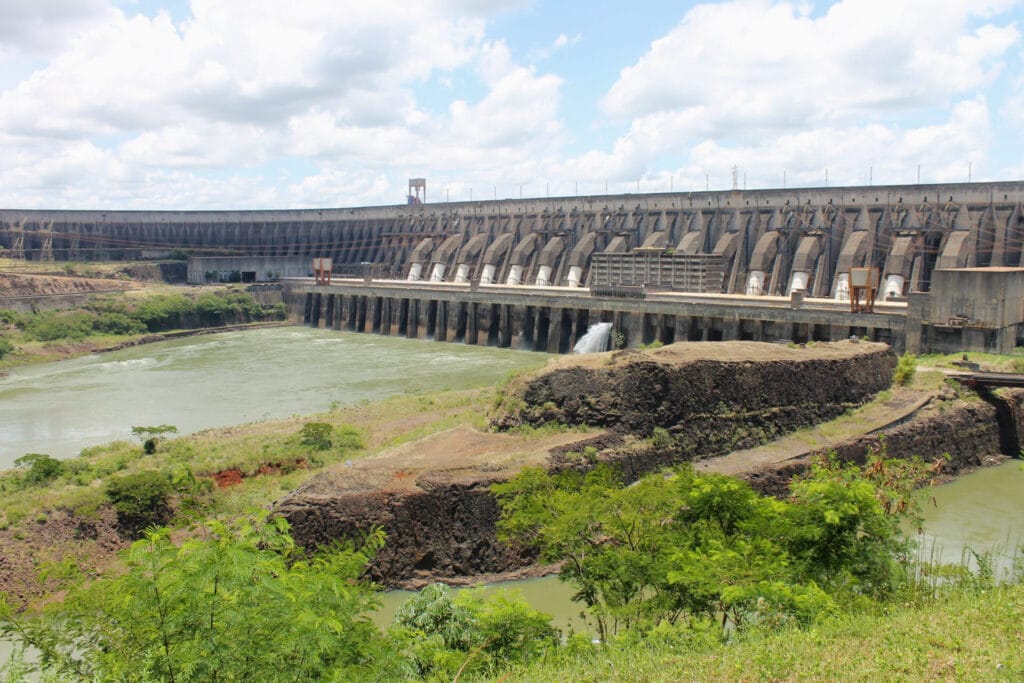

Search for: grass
xmin=0 ymin=387 xmax=497 ymax=528
xmin=919 ymin=349 xmax=1024 ymax=373
xmin=504 ymin=581 xmax=1024 ymax=682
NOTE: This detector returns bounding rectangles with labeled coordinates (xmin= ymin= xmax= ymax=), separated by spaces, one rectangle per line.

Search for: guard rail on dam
xmin=4 ymin=181 xmax=1024 ymax=303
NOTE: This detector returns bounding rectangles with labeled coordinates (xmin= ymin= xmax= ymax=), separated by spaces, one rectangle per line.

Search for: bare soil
xmin=0 ymin=272 xmax=132 ymax=297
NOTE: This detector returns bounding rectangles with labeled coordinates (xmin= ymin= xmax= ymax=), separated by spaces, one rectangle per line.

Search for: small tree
xmin=105 ymin=471 xmax=173 ymax=535
xmin=13 ymin=453 xmax=64 ymax=486
xmin=131 ymin=424 xmax=177 ymax=455
xmin=299 ymin=422 xmax=334 ymax=451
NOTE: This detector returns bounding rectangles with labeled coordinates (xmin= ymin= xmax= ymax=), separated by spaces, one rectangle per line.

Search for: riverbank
xmin=0 ymin=278 xmax=287 ymax=370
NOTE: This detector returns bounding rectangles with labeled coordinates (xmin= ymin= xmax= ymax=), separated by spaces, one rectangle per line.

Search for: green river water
xmin=0 ymin=328 xmax=1021 ymax=662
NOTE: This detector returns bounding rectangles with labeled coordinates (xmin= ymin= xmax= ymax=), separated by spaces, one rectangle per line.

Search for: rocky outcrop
xmin=494 ymin=341 xmax=897 ymax=459
xmin=277 ymin=341 xmax=899 ymax=586
xmin=276 ymin=476 xmax=536 ymax=587
xmin=742 ymin=393 xmax=1020 ymax=498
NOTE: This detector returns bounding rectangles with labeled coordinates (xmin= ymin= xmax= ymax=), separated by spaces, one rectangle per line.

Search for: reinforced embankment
xmin=274 ymin=342 xmax=1018 ymax=587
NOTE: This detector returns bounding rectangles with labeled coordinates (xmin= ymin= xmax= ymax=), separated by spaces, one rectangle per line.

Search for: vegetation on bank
xmin=2 ymin=453 xmax=1021 ymax=681
xmin=2 ymin=341 xmax=1024 ymax=680
xmin=0 ymin=288 xmax=285 ymax=366
xmin=0 ymin=388 xmax=494 ymax=531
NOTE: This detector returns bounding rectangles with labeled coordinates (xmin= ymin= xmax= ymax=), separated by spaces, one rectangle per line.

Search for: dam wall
xmin=286 ymin=280 xmax=907 ymax=352
xmin=4 ymin=181 xmax=1024 ymax=302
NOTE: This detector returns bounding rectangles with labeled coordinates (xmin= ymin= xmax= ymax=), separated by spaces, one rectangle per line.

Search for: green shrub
xmin=893 ymin=353 xmax=917 ymax=386
xmin=105 ymin=471 xmax=173 ymax=535
xmin=0 ymin=335 xmax=13 ymax=359
xmin=299 ymin=422 xmax=334 ymax=450
xmin=390 ymin=583 xmax=558 ymax=679
xmin=13 ymin=453 xmax=64 ymax=486
xmin=25 ymin=310 xmax=96 ymax=341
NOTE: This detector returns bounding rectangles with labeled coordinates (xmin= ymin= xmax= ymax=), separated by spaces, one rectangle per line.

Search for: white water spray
xmin=574 ymin=322 xmax=613 ymax=354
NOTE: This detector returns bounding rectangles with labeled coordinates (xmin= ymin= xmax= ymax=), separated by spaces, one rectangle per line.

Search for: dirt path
xmin=695 ymin=388 xmax=934 ymax=476
xmin=296 ymin=424 xmax=603 ymax=495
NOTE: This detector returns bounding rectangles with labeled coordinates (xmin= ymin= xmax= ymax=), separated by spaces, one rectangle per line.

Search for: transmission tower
xmin=40 ymin=221 xmax=54 ymax=262
xmin=11 ymin=220 xmax=25 ymax=262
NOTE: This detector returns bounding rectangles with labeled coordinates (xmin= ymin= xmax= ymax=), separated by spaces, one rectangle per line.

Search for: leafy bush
xmin=0 ymin=335 xmax=13 ymax=359
xmin=0 ymin=515 xmax=394 ymax=682
xmin=24 ymin=310 xmax=96 ymax=341
xmin=494 ymin=454 xmax=929 ymax=639
xmin=893 ymin=353 xmax=917 ymax=386
xmin=105 ymin=470 xmax=173 ymax=534
xmin=299 ymin=422 xmax=334 ymax=450
xmin=390 ymin=583 xmax=558 ymax=679
xmin=13 ymin=453 xmax=64 ymax=486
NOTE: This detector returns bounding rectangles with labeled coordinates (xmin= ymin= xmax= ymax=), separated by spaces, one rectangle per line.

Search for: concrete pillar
xmin=536 ymin=308 xmax=552 ymax=351
xmin=379 ymin=298 xmax=392 ymax=336
xmin=324 ymin=294 xmax=335 ymax=329
xmin=722 ymin=317 xmax=740 ymax=342
xmin=466 ymin=302 xmax=478 ymax=345
xmin=356 ymin=296 xmax=368 ymax=333
xmin=500 ymin=304 xmax=513 ymax=348
xmin=371 ymin=296 xmax=383 ymax=334
xmin=520 ymin=305 xmax=536 ymax=351
xmin=486 ymin=304 xmax=501 ymax=346
xmin=829 ymin=324 xmax=850 ymax=342
xmin=426 ymin=300 xmax=438 ymax=340
xmin=332 ymin=295 xmax=343 ymax=331
xmin=623 ymin=312 xmax=643 ymax=348
xmin=435 ymin=300 xmax=448 ymax=342
xmin=397 ymin=298 xmax=409 ymax=336
xmin=407 ymin=299 xmax=419 ymax=339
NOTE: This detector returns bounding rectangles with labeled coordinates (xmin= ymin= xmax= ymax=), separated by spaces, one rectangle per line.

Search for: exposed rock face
xmin=494 ymin=341 xmax=897 ymax=458
xmin=277 ymin=477 xmax=534 ymax=587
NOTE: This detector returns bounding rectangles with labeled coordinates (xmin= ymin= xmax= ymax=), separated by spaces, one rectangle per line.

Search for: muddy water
xmin=914 ymin=459 xmax=1023 ymax=576
xmin=0 ymin=327 xmax=548 ymax=469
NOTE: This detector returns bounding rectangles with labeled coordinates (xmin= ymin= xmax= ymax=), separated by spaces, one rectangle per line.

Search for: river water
xmin=0 ymin=327 xmax=548 ymax=469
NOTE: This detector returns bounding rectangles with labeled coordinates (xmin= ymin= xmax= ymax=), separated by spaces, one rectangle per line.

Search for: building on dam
xmin=3 ymin=180 xmax=1024 ymax=355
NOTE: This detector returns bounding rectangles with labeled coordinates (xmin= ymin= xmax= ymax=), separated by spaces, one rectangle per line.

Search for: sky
xmin=0 ymin=0 xmax=1022 ymax=210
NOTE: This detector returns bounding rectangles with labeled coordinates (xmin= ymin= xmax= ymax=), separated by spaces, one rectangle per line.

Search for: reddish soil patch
xmin=212 ymin=459 xmax=308 ymax=488
xmin=212 ymin=468 xmax=244 ymax=488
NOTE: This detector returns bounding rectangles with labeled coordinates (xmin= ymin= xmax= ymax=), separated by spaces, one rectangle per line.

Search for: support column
xmin=499 ymin=304 xmax=513 ymax=348
xmin=466 ymin=302 xmax=478 ymax=345
xmin=519 ymin=305 xmax=536 ymax=351
xmin=324 ymin=294 xmax=335 ymax=329
xmin=435 ymin=301 xmax=448 ymax=342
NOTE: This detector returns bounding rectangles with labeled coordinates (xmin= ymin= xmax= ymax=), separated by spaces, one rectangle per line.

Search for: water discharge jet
xmin=573 ymin=322 xmax=613 ymax=354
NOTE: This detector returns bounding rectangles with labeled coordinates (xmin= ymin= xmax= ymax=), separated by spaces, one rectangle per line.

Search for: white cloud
xmin=0 ymin=0 xmax=1019 ymax=209
xmin=576 ymin=0 xmax=1017 ymax=187
xmin=0 ymin=0 xmax=113 ymax=58
xmin=602 ymin=0 xmax=1017 ymax=133
xmin=0 ymin=0 xmax=564 ymax=208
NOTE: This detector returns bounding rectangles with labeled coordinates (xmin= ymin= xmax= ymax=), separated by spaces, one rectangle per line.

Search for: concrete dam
xmin=4 ymin=180 xmax=1024 ymax=354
